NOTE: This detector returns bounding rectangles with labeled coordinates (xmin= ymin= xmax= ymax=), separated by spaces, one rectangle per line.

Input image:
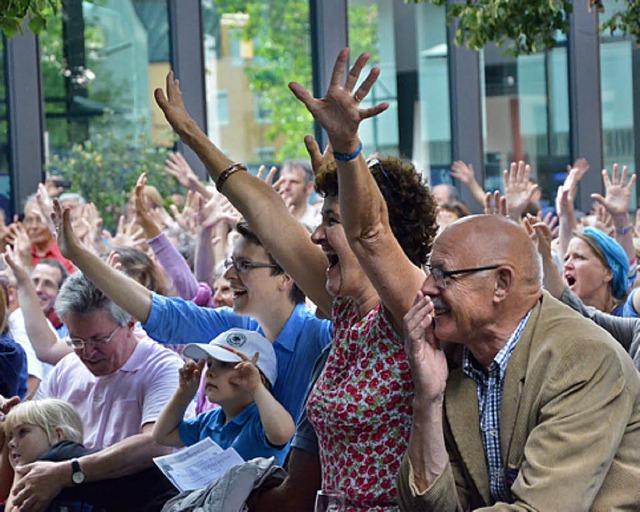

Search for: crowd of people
xmin=0 ymin=47 xmax=638 ymax=511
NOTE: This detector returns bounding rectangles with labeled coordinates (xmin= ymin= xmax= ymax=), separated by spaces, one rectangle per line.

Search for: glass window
xmin=39 ymin=0 xmax=174 ymax=230
xmin=481 ymin=43 xmax=570 ymax=206
xmin=348 ymin=0 xmax=399 ymax=156
xmin=344 ymin=1 xmax=451 ymax=183
xmin=599 ymin=0 xmax=637 ymax=202
xmin=202 ymin=0 xmax=313 ymax=166
xmin=0 ymin=37 xmax=10 ymax=219
xmin=42 ymin=0 xmax=170 ymax=151
xmin=416 ymin=2 xmax=451 ymax=186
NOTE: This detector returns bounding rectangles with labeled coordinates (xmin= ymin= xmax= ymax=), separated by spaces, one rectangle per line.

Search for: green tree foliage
xmin=0 ymin=0 xmax=59 ymax=38
xmin=409 ymin=0 xmax=638 ymax=57
xmin=213 ymin=0 xmax=313 ymax=160
xmin=46 ymin=118 xmax=178 ymax=231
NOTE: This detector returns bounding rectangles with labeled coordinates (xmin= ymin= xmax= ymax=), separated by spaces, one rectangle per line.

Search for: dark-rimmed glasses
xmin=224 ymin=258 xmax=279 ymax=274
xmin=425 ymin=264 xmax=499 ymax=289
xmin=65 ymin=324 xmax=122 ymax=349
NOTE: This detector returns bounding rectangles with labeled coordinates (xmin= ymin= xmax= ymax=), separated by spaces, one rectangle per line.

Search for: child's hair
xmin=3 ymin=399 xmax=84 ymax=445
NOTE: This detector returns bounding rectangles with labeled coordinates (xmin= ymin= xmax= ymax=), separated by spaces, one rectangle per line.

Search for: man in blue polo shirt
xmin=53 ymin=207 xmax=332 ymax=424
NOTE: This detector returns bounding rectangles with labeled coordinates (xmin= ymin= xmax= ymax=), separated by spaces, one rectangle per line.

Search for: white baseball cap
xmin=183 ymin=328 xmax=277 ymax=387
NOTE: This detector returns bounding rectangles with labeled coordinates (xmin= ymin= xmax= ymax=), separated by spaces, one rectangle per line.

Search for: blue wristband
xmin=333 ymin=141 xmax=363 ymax=162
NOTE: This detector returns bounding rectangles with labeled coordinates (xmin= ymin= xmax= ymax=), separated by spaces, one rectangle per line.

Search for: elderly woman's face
xmin=563 ymin=237 xmax=612 ymax=306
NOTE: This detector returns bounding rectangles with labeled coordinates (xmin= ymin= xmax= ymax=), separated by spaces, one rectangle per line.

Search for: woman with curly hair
xmin=154 ymin=47 xmax=437 ymax=511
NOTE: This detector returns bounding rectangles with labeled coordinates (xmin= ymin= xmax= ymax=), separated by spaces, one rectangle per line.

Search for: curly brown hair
xmin=315 ymin=156 xmax=438 ymax=266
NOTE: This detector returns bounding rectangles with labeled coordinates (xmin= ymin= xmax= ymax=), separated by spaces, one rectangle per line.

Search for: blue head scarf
xmin=581 ymin=227 xmax=629 ymax=299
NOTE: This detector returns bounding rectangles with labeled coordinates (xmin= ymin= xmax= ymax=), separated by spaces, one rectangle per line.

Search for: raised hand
xmin=51 ymin=199 xmax=83 ymax=260
xmin=503 ymin=161 xmax=538 ymax=221
xmin=134 ymin=173 xmax=161 ymax=239
xmin=105 ymin=215 xmax=145 ymax=251
xmin=591 ymin=164 xmax=636 ymax=217
xmin=178 ymin=359 xmax=205 ymax=397
xmin=35 ymin=183 xmax=56 ymax=237
xmin=155 ymin=72 xmax=195 ymax=139
xmin=303 ymin=135 xmax=334 ymax=178
xmin=6 ymin=221 xmax=32 ymax=270
xmin=403 ymin=288 xmax=447 ymax=401
xmin=524 ymin=214 xmax=553 ymax=260
xmin=288 ymin=48 xmax=388 ymax=153
xmin=231 ymin=352 xmax=262 ymax=395
xmin=450 ymin=161 xmax=475 ymax=185
xmin=169 ymin=190 xmax=199 ymax=235
xmin=165 ymin=152 xmax=201 ymax=192
xmin=593 ymin=203 xmax=615 ymax=237
xmin=484 ymin=191 xmax=508 ymax=216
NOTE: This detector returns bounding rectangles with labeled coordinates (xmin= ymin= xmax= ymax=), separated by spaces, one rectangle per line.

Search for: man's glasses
xmin=425 ymin=264 xmax=499 ymax=289
xmin=65 ymin=324 xmax=122 ymax=349
xmin=224 ymin=258 xmax=279 ymax=274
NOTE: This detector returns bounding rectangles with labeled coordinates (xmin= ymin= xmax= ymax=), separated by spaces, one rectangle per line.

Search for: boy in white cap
xmin=152 ymin=328 xmax=295 ymax=465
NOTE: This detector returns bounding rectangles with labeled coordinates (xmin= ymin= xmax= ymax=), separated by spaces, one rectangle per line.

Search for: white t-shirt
xmin=8 ymin=308 xmax=56 ymax=380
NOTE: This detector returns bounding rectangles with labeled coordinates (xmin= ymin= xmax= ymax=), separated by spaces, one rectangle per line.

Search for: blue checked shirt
xmin=462 ymin=311 xmax=531 ymax=503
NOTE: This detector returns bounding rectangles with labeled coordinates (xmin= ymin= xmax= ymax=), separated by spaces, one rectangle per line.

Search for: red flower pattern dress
xmin=306 ymin=297 xmax=414 ymax=511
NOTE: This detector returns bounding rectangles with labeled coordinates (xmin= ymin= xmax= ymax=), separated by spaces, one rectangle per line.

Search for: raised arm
xmin=289 ymin=48 xmax=426 ymax=330
xmin=155 ymin=73 xmax=332 ymax=316
xmin=153 ymin=359 xmax=204 ymax=448
xmin=52 ymin=201 xmax=153 ymax=323
xmin=233 ymin=356 xmax=295 ymax=446
xmin=591 ymin=164 xmax=636 ymax=267
xmin=3 ymin=248 xmax=70 ymax=365
xmin=451 ymin=161 xmax=485 ymax=207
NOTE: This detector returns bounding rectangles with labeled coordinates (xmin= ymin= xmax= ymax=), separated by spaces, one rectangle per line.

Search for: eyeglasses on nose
xmin=65 ymin=324 xmax=122 ymax=349
xmin=224 ymin=258 xmax=279 ymax=274
xmin=425 ymin=264 xmax=499 ymax=289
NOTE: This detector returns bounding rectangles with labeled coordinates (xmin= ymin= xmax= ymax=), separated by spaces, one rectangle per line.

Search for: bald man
xmin=398 ymin=215 xmax=640 ymax=511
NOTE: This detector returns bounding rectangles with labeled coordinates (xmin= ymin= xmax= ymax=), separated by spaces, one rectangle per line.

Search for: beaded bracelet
xmin=333 ymin=141 xmax=363 ymax=162
xmin=217 ymin=163 xmax=247 ymax=192
xmin=615 ymin=225 xmax=633 ymax=235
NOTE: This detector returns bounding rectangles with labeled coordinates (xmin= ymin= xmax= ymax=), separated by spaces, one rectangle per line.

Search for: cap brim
xmin=182 ymin=344 xmax=243 ymax=364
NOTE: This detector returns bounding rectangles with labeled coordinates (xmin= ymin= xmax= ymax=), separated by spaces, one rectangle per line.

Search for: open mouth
xmin=564 ymin=274 xmax=576 ymax=286
xmin=232 ymin=290 xmax=247 ymax=298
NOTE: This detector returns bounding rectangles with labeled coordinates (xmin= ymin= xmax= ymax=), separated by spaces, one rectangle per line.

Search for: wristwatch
xmin=71 ymin=458 xmax=85 ymax=485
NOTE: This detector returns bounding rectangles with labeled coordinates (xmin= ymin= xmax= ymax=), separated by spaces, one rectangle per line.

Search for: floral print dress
xmin=306 ymin=297 xmax=414 ymax=511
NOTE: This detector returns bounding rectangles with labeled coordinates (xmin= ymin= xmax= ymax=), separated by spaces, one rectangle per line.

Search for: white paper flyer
xmin=153 ymin=438 xmax=245 ymax=492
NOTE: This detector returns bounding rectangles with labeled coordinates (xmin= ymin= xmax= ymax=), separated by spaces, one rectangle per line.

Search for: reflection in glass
xmin=0 ymin=37 xmax=10 ymax=219
xmin=41 ymin=0 xmax=170 ymax=155
xmin=482 ymin=43 xmax=570 ymax=207
xmin=416 ymin=2 xmax=451 ymax=186
xmin=348 ymin=0 xmax=399 ymax=156
xmin=599 ymin=0 xmax=636 ymax=212
xmin=202 ymin=0 xmax=313 ymax=165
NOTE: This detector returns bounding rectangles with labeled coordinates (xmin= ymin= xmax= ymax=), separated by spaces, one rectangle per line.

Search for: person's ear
xmin=602 ymin=267 xmax=613 ymax=284
xmin=278 ymin=273 xmax=293 ymax=292
xmin=53 ymin=427 xmax=66 ymax=443
xmin=494 ymin=266 xmax=513 ymax=302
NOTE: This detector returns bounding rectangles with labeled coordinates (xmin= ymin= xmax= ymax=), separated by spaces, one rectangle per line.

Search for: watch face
xmin=72 ymin=471 xmax=85 ymax=484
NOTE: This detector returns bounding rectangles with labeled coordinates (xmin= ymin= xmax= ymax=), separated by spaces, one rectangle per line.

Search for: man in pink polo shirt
xmin=11 ymin=271 xmax=187 ymax=511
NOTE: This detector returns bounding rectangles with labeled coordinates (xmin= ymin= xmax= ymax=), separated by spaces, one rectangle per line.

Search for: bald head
xmin=437 ymin=215 xmax=542 ymax=292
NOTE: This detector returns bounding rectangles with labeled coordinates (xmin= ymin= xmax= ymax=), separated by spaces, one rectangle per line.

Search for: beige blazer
xmin=398 ymin=291 xmax=640 ymax=511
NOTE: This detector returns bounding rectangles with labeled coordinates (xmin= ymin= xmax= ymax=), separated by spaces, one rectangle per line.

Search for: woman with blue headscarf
xmin=563 ymin=226 xmax=638 ymax=316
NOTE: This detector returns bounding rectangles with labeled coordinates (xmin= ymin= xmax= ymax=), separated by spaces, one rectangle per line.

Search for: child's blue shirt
xmin=177 ymin=403 xmax=289 ymax=465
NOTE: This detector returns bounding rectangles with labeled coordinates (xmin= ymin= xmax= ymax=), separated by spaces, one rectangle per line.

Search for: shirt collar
xmin=462 ymin=310 xmax=532 ymax=379
xmin=272 ymin=303 xmax=308 ymax=352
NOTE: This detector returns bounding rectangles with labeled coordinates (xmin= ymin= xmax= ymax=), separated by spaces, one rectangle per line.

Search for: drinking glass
xmin=314 ymin=489 xmax=346 ymax=512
